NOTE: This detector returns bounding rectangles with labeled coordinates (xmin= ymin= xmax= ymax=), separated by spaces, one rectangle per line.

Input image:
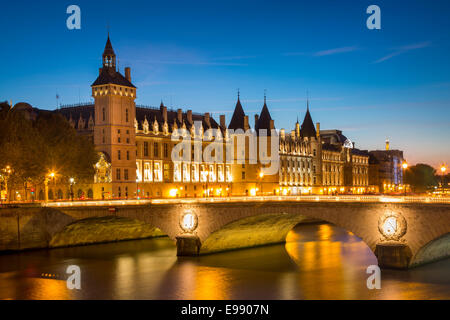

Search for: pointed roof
xmin=228 ymin=95 xmax=247 ymax=130
xmin=103 ymin=34 xmax=115 ymax=56
xmin=300 ymin=101 xmax=316 ymax=138
xmin=256 ymin=99 xmax=273 ymax=132
xmin=91 ymin=68 xmax=135 ymax=87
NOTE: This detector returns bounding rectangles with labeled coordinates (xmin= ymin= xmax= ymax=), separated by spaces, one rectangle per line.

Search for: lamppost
xmin=45 ymin=171 xmax=56 ymax=203
xmin=69 ymin=177 xmax=75 ymax=201
xmin=258 ymin=171 xmax=264 ymax=196
xmin=441 ymin=165 xmax=447 ymax=196
xmin=3 ymin=166 xmax=12 ymax=203
xmin=402 ymin=162 xmax=408 ymax=196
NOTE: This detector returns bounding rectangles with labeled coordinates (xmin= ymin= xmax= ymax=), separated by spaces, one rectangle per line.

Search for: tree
xmin=35 ymin=112 xmax=98 ymax=181
xmin=404 ymin=163 xmax=438 ymax=193
xmin=0 ymin=107 xmax=98 ymax=200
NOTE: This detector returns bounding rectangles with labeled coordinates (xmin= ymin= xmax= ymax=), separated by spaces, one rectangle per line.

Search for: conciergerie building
xmin=6 ymin=36 xmax=383 ymax=201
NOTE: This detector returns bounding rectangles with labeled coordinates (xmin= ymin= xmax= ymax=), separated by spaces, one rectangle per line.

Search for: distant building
xmin=369 ymin=140 xmax=405 ymax=193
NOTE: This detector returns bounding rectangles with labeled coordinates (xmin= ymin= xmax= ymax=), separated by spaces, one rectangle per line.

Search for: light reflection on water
xmin=0 ymin=223 xmax=448 ymax=300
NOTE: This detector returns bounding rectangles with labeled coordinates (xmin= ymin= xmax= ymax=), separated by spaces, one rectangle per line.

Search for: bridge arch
xmin=410 ymin=232 xmax=450 ymax=267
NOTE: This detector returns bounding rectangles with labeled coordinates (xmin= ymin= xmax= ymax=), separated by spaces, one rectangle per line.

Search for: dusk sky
xmin=1 ymin=0 xmax=449 ymax=168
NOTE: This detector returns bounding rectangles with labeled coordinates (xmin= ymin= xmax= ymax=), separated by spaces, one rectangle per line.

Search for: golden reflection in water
xmin=28 ymin=278 xmax=72 ymax=300
xmin=284 ymin=225 xmax=364 ymax=299
xmin=114 ymin=255 xmax=137 ymax=299
xmin=318 ymin=224 xmax=333 ymax=241
xmin=193 ymin=267 xmax=230 ymax=300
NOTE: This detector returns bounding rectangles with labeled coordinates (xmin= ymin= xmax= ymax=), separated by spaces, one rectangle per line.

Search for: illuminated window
xmin=191 ymin=164 xmax=199 ymax=182
xmin=174 ymin=163 xmax=182 ymax=182
xmin=226 ymin=165 xmax=232 ymax=182
xmin=183 ymin=163 xmax=190 ymax=182
xmin=209 ymin=165 xmax=216 ymax=182
xmin=200 ymin=165 xmax=208 ymax=182
xmin=153 ymin=162 xmax=162 ymax=182
xmin=136 ymin=161 xmax=142 ymax=182
xmin=144 ymin=162 xmax=152 ymax=182
xmin=217 ymin=164 xmax=224 ymax=182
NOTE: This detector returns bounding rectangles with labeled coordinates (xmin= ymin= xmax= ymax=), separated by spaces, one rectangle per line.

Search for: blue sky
xmin=0 ymin=0 xmax=449 ymax=167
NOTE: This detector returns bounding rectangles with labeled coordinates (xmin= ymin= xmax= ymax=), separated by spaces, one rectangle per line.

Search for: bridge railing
xmin=38 ymin=195 xmax=450 ymax=208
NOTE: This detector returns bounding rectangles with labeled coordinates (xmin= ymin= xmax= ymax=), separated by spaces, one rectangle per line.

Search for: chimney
xmin=270 ymin=119 xmax=275 ymax=130
xmin=177 ymin=108 xmax=183 ymax=123
xmin=125 ymin=67 xmax=131 ymax=82
xmin=220 ymin=114 xmax=226 ymax=128
xmin=99 ymin=68 xmax=102 ymax=75
xmin=316 ymin=122 xmax=320 ymax=138
xmin=352 ymin=142 xmax=355 ymax=148
xmin=162 ymin=106 xmax=167 ymax=123
xmin=254 ymin=114 xmax=259 ymax=128
xmin=280 ymin=128 xmax=285 ymax=140
xmin=244 ymin=115 xmax=249 ymax=130
xmin=187 ymin=110 xmax=193 ymax=124
xmin=385 ymin=139 xmax=390 ymax=151
xmin=291 ymin=130 xmax=295 ymax=139
xmin=204 ymin=112 xmax=210 ymax=127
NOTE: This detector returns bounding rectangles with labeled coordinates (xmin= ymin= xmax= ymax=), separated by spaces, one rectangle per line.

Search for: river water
xmin=0 ymin=223 xmax=449 ymax=300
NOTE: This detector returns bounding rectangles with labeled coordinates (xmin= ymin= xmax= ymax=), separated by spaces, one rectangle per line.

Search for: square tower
xmin=91 ymin=35 xmax=137 ymax=198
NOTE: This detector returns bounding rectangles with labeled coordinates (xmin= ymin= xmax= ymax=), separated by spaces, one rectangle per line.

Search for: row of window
xmin=280 ymin=173 xmax=315 ymax=186
xmin=141 ymin=141 xmax=170 ymax=158
xmin=136 ymin=161 xmax=233 ymax=183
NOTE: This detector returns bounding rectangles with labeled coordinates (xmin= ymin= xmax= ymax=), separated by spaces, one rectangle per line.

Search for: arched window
xmin=126 ymin=109 xmax=129 ymax=122
xmin=102 ymin=108 xmax=106 ymax=121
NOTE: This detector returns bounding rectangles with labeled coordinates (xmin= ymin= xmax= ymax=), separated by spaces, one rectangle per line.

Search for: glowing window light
xmin=169 ymin=188 xmax=178 ymax=197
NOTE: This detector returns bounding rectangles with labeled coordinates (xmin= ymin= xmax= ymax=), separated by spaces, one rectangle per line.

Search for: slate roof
xmin=91 ymin=67 xmax=136 ymax=88
xmin=135 ymin=104 xmax=220 ymax=133
xmin=300 ymin=105 xmax=316 ymax=138
xmin=56 ymin=105 xmax=95 ymax=130
xmin=228 ymin=97 xmax=248 ymax=130
xmin=322 ymin=143 xmax=341 ymax=152
xmin=256 ymin=101 xmax=274 ymax=133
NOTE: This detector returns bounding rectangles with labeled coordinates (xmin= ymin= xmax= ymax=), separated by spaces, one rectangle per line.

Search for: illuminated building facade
xmin=3 ymin=36 xmax=381 ymax=200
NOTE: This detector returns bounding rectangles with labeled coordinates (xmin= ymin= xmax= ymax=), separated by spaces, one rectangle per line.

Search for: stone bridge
xmin=0 ymin=198 xmax=449 ymax=269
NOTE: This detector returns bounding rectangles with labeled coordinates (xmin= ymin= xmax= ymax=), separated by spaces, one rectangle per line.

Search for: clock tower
xmin=92 ymin=35 xmax=137 ymax=198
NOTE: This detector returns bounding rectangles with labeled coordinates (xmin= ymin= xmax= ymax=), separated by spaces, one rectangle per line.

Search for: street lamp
xmin=258 ymin=171 xmax=264 ymax=196
xmin=69 ymin=178 xmax=75 ymax=201
xmin=402 ymin=162 xmax=408 ymax=196
xmin=440 ymin=164 xmax=447 ymax=196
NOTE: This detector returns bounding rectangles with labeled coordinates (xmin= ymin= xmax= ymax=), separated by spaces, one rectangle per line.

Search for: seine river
xmin=0 ymin=223 xmax=449 ymax=300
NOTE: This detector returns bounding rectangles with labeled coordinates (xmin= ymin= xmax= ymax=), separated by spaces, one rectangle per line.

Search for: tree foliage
xmin=404 ymin=163 xmax=438 ymax=192
xmin=0 ymin=105 xmax=98 ymax=193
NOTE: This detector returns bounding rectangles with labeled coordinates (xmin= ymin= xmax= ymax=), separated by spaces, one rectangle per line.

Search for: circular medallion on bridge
xmin=378 ymin=212 xmax=407 ymax=241
xmin=180 ymin=210 xmax=198 ymax=233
